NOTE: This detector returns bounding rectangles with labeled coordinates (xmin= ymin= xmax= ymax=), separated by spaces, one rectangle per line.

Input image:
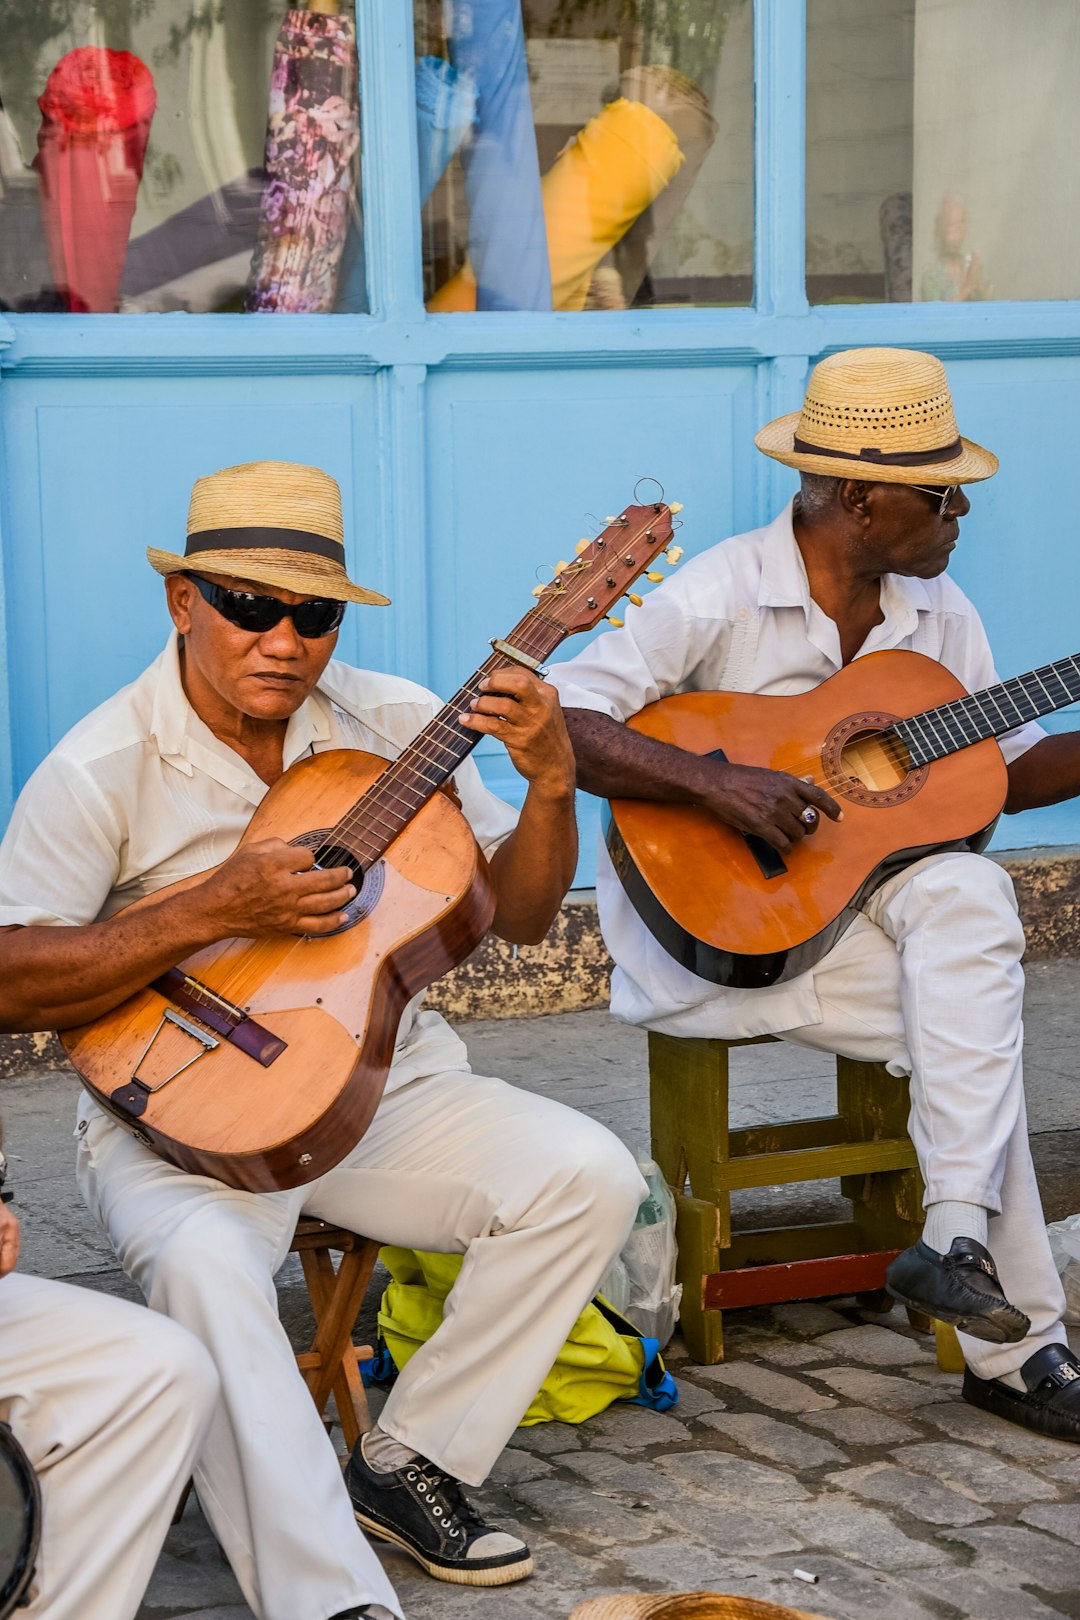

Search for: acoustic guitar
xmin=61 ymin=500 xmax=679 ymax=1192
xmin=606 ymin=646 xmax=1080 ymax=990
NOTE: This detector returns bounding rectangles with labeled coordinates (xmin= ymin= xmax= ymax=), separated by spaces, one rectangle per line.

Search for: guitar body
xmin=61 ymin=749 xmax=495 ymax=1192
xmin=606 ymin=649 xmax=1009 ymax=989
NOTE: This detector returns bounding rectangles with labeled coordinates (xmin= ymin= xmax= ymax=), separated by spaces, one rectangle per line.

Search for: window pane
xmin=807 ymin=0 xmax=1080 ymax=305
xmin=0 ymin=1 xmax=364 ymax=314
xmin=414 ymin=0 xmax=753 ymax=312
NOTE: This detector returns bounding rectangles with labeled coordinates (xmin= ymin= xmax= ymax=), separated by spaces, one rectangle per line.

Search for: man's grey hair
xmin=798 ymin=472 xmax=841 ymax=518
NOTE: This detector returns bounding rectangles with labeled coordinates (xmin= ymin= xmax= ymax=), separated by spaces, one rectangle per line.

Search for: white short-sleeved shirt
xmin=547 ymin=501 xmax=1043 ymax=1039
xmin=0 ymin=632 xmax=518 ymax=1089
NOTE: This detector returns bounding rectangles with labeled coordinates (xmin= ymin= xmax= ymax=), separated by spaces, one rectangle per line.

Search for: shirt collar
xmin=149 ymin=630 xmax=334 ymax=790
xmin=757 ymin=498 xmax=934 ymax=638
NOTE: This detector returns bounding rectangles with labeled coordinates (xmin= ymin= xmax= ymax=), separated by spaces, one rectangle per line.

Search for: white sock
xmin=361 ymin=1424 xmax=418 ymax=1474
xmin=922 ymin=1201 xmax=988 ymax=1255
xmin=997 ymin=1368 xmax=1027 ymax=1391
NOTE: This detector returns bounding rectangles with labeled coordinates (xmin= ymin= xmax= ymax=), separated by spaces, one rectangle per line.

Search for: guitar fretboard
xmin=889 ymin=653 xmax=1080 ymax=767
xmin=316 ymin=608 xmax=567 ymax=874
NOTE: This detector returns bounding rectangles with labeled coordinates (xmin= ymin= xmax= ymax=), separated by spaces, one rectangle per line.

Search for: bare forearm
xmin=561 ymin=705 xmax=842 ymax=850
xmin=0 ymin=889 xmax=220 ymax=1031
xmin=562 ymin=707 xmax=717 ymax=805
xmin=1005 ymin=733 xmax=1080 ymax=814
xmin=488 ymin=787 xmax=578 ymax=945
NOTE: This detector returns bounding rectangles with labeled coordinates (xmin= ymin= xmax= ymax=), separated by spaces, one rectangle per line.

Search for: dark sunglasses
xmin=185 ymin=574 xmax=346 ymax=639
xmin=908 ymin=483 xmax=959 ymax=517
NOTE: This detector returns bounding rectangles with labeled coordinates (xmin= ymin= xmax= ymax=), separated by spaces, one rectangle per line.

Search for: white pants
xmin=0 ymin=1273 xmax=218 ymax=1620
xmin=760 ymin=852 xmax=1065 ymax=1382
xmin=77 ymin=1062 xmax=643 ymax=1620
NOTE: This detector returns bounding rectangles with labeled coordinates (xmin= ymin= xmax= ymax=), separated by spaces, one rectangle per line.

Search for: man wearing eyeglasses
xmin=0 ymin=461 xmax=645 ymax=1620
xmin=549 ymin=346 xmax=1080 ymax=1447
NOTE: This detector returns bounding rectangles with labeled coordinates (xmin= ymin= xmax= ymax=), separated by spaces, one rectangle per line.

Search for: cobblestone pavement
xmin=7 ymin=960 xmax=1080 ymax=1619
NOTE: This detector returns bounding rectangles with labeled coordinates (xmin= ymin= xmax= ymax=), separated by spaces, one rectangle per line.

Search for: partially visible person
xmin=921 ymin=189 xmax=990 ymax=301
xmin=0 ymin=1127 xmax=219 ymax=1620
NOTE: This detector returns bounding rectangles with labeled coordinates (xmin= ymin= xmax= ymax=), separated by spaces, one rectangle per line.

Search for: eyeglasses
xmin=185 ymin=574 xmax=346 ymax=639
xmin=908 ymin=483 xmax=959 ymax=517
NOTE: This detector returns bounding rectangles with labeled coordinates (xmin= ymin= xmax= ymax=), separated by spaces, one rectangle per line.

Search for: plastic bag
xmin=600 ymin=1159 xmax=683 ymax=1348
xmin=1047 ymin=1214 xmax=1080 ymax=1324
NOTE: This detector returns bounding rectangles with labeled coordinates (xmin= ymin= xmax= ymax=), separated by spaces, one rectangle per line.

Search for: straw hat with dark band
xmin=755 ymin=347 xmax=998 ymax=485
xmin=568 ymin=1594 xmax=830 ymax=1619
xmin=147 ymin=460 xmax=390 ymax=606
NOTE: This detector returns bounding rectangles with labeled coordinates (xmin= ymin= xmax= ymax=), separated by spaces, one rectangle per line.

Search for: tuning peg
xmin=575 ymin=539 xmax=590 ymax=555
xmin=606 ymin=614 xmax=624 ymax=628
xmin=669 ymin=502 xmax=684 ymax=515
xmin=665 ymin=545 xmax=684 ymax=564
xmin=626 ymin=592 xmax=643 ymax=607
xmin=553 ymin=559 xmax=569 ymax=575
xmin=646 ymin=570 xmax=665 ymax=583
xmin=531 ymin=584 xmax=547 ymax=597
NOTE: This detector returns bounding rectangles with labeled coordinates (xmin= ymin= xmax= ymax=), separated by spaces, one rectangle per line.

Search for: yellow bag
xmin=369 ymin=1246 xmax=678 ymax=1426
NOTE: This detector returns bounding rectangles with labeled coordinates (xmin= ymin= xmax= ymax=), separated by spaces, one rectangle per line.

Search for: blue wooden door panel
xmin=422 ymin=363 xmax=758 ymax=862
xmin=1 ymin=377 xmax=381 ymax=788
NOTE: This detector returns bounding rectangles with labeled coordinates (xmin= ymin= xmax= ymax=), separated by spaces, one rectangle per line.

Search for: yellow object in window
xmin=429 ymin=97 xmax=685 ymax=314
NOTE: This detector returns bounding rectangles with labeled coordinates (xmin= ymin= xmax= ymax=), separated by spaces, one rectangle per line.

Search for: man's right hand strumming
xmin=196 ymin=840 xmax=356 ymax=938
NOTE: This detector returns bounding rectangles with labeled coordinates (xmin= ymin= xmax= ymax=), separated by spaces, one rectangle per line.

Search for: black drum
xmin=0 ymin=1423 xmax=39 ymax=1616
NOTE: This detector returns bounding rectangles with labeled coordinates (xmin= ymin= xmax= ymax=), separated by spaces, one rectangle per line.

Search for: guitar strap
xmin=719 ymin=606 xmax=762 ymax=693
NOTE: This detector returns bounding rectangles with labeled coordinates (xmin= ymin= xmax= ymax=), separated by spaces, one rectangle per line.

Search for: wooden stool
xmin=289 ymin=1217 xmax=380 ymax=1451
xmin=649 ymin=1032 xmax=961 ymax=1368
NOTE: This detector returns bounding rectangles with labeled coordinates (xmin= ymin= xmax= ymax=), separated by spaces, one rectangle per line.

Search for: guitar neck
xmin=322 ymin=606 xmax=568 ymax=870
xmin=891 ymin=652 xmax=1080 ymax=767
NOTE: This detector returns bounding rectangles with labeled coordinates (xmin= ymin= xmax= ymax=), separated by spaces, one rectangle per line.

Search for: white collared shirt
xmin=548 ymin=501 xmax=1044 ymax=1037
xmin=0 ymin=632 xmax=518 ymax=1084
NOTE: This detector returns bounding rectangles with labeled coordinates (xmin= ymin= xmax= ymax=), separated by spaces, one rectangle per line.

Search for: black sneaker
xmin=345 ymin=1444 xmax=534 ymax=1587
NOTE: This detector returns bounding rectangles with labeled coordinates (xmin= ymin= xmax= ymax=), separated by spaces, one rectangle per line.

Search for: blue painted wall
xmin=1 ymin=0 xmax=1079 ymax=885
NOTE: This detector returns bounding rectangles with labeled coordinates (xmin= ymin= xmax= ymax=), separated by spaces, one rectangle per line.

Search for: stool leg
xmin=837 ymin=1057 xmax=923 ymax=1255
xmin=651 ymin=1033 xmax=731 ymax=1364
xmin=675 ymin=1196 xmax=727 ymax=1363
xmin=299 ymin=1242 xmax=377 ymax=1448
xmin=934 ymin=1319 xmax=966 ymax=1373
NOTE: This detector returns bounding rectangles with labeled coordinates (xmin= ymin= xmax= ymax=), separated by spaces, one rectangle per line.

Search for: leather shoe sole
xmin=886 ymin=1239 xmax=1029 ymax=1344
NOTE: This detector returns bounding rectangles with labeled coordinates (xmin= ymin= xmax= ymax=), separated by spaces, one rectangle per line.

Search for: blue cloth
xmin=416 ymin=55 xmax=477 ymax=205
xmin=448 ymin=0 xmax=551 ymax=311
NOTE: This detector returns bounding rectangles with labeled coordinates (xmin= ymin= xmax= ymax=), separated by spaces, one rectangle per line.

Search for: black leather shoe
xmin=963 ymin=1343 xmax=1080 ymax=1442
xmin=885 ymin=1237 xmax=1030 ymax=1343
xmin=345 ymin=1443 xmax=533 ymax=1587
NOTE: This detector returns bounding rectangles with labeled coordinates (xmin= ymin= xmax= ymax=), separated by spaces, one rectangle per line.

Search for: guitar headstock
xmin=531 ymin=501 xmax=683 ymax=634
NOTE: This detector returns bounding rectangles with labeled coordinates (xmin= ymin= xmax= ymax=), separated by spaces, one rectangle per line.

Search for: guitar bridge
xmin=110 ymin=1009 xmax=220 ymax=1119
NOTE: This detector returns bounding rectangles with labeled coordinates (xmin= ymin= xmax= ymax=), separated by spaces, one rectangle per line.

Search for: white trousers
xmin=0 ymin=1273 xmax=218 ymax=1620
xmin=77 ymin=1062 xmax=643 ymax=1620
xmin=766 ymin=852 xmax=1065 ymax=1382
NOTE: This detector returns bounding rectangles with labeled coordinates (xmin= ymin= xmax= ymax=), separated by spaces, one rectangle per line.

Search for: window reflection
xmin=807 ymin=0 xmax=1080 ymax=305
xmin=0 ymin=1 xmax=365 ymax=314
xmin=414 ymin=1 xmax=753 ymax=312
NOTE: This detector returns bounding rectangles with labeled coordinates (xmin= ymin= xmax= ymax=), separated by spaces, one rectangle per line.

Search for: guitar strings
xmin=206 ymin=519 xmax=673 ymax=1005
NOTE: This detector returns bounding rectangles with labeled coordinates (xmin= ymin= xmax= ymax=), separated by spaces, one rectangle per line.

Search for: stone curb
xmin=4 ymin=846 xmax=1078 ymax=1076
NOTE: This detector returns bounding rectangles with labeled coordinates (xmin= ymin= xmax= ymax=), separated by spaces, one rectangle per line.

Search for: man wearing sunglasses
xmin=550 ymin=346 xmax=1080 ymax=1447
xmin=0 ymin=461 xmax=645 ymax=1620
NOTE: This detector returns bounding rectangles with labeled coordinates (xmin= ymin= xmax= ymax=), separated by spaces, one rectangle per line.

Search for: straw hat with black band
xmin=147 ymin=460 xmax=390 ymax=606
xmin=754 ymin=346 xmax=998 ymax=486
xmin=567 ymin=1594 xmax=830 ymax=1619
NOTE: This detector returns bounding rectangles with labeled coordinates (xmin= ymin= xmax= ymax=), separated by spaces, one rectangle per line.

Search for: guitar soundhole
xmin=823 ymin=713 xmax=929 ymax=808
xmin=288 ymin=829 xmax=385 ymax=935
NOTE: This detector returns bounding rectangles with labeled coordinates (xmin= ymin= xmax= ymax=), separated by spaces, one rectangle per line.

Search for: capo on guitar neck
xmin=490 ymin=638 xmax=543 ymax=673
